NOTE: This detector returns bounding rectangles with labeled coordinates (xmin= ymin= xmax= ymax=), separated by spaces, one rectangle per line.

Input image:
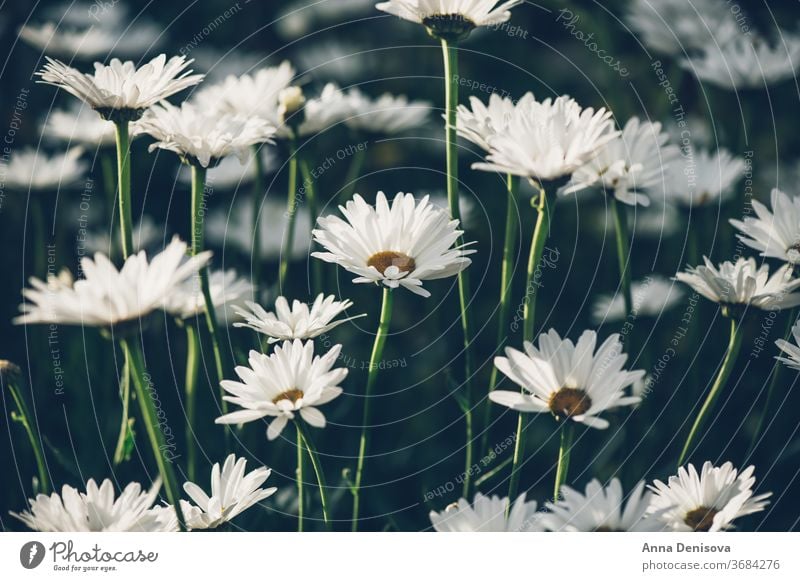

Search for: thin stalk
xmin=296 ymin=422 xmax=304 ymax=532
xmin=112 ymin=356 xmax=131 ymax=466
xmin=611 ymin=197 xmax=633 ymax=318
xmin=299 ymin=157 xmax=322 ymax=296
xmin=2 ymin=369 xmax=50 ymax=493
xmin=351 ymin=287 xmax=394 ymax=531
xmin=678 ymin=317 xmax=744 ymax=466
xmin=113 ymin=121 xmax=133 ymax=259
xmin=121 ymin=339 xmax=185 ymax=529
xmin=553 ymin=422 xmax=575 ymax=500
xmin=251 ymin=145 xmax=265 ymax=291
xmin=508 ymin=184 xmax=551 ymax=506
xmin=480 ymin=175 xmax=519 ymax=458
xmin=279 ymin=138 xmax=299 ymax=291
xmin=441 ymin=37 xmax=475 ymax=498
xmin=296 ymin=419 xmax=331 ymax=528
xmin=340 ymin=142 xmax=366 ymax=203
xmin=184 ymin=323 xmax=201 ymax=482
xmin=747 ymin=307 xmax=797 ymax=456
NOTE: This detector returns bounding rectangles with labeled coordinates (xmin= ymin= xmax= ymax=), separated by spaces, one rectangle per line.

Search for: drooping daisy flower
xmin=312 ymin=192 xmax=474 ymax=297
xmin=36 ymin=54 xmax=203 ymax=121
xmin=563 ymin=117 xmax=681 ymax=207
xmin=42 ymin=104 xmax=141 ymax=148
xmin=178 ymin=148 xmax=277 ymax=190
xmin=592 ymin=275 xmax=684 ymax=324
xmin=489 ymin=329 xmax=644 ymax=429
xmin=649 ymin=462 xmax=771 ymax=531
xmin=455 ymin=92 xmax=531 ymax=152
xmin=233 ymin=294 xmax=365 ymax=343
xmin=626 ymin=0 xmax=740 ymax=57
xmin=164 ymin=269 xmax=254 ymax=323
xmin=675 ymin=257 xmax=800 ymax=312
xmin=215 ymin=339 xmax=348 ymax=440
xmin=138 ymin=101 xmax=276 ymax=168
xmin=683 ymin=33 xmax=800 ymax=90
xmin=429 ymin=493 xmax=542 ymax=532
xmin=14 ymin=236 xmax=211 ymax=328
xmin=775 ymin=320 xmax=800 ymax=371
xmin=663 ymin=148 xmax=745 ymax=207
xmin=542 ymin=479 xmax=666 ymax=532
xmin=472 ymin=95 xmax=618 ymax=183
xmin=344 ymin=89 xmax=431 ymax=135
xmin=179 ymin=454 xmax=277 ymax=530
xmin=11 ymin=479 xmax=177 ymax=532
xmin=377 ymin=0 xmax=523 ymax=41
xmin=730 ymin=188 xmax=800 ymax=264
xmin=1 ymin=147 xmax=87 ymax=191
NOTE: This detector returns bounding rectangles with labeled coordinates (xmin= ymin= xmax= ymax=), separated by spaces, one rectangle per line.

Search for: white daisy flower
xmin=664 ymin=148 xmax=745 ymax=207
xmin=11 ymin=478 xmax=177 ymax=532
xmin=297 ymin=83 xmax=353 ymax=137
xmin=312 ymin=191 xmax=474 ymax=297
xmin=179 ymin=454 xmax=277 ymax=530
xmin=472 ymin=95 xmax=619 ymax=182
xmin=42 ymin=104 xmax=141 ymax=148
xmin=455 ymin=92 xmax=530 ymax=152
xmin=649 ymin=462 xmax=771 ymax=531
xmin=14 ymin=236 xmax=211 ymax=328
xmin=683 ymin=33 xmax=800 ymax=90
xmin=775 ymin=320 xmax=800 ymax=371
xmin=377 ymin=0 xmax=523 ymax=41
xmin=626 ymin=0 xmax=740 ymax=57
xmin=138 ymin=101 xmax=276 ymax=168
xmin=233 ymin=294 xmax=365 ymax=343
xmin=730 ymin=188 xmax=800 ymax=264
xmin=489 ymin=329 xmax=644 ymax=429
xmin=344 ymin=89 xmax=431 ymax=135
xmin=36 ymin=54 xmax=204 ymax=120
xmin=592 ymin=275 xmax=684 ymax=324
xmin=675 ymin=257 xmax=800 ymax=311
xmin=164 ymin=269 xmax=254 ymax=324
xmin=542 ymin=479 xmax=667 ymax=532
xmin=429 ymin=492 xmax=542 ymax=532
xmin=1 ymin=147 xmax=87 ymax=190
xmin=215 ymin=339 xmax=348 ymax=441
xmin=563 ymin=117 xmax=681 ymax=207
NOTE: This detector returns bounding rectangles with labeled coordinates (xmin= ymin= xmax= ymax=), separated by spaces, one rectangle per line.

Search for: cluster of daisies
xmin=4 ymin=0 xmax=793 ymax=532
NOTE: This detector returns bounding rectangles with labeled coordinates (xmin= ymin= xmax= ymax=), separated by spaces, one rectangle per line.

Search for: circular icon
xmin=20 ymin=541 xmax=45 ymax=569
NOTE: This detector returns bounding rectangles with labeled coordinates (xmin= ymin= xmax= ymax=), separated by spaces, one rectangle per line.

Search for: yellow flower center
xmin=272 ymin=388 xmax=305 ymax=405
xmin=367 ymin=251 xmax=416 ymax=275
xmin=684 ymin=506 xmax=719 ymax=532
xmin=548 ymin=387 xmax=592 ymax=418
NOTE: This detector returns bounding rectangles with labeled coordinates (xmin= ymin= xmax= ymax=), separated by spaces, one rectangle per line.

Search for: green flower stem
xmin=112 ymin=356 xmax=131 ymax=466
xmin=611 ymin=197 xmax=633 ymax=318
xmin=279 ymin=138 xmax=299 ymax=291
xmin=480 ymin=175 xmax=519 ymax=458
xmin=441 ymin=37 xmax=475 ymax=499
xmin=251 ymin=145 xmax=265 ymax=292
xmin=508 ymin=184 xmax=551 ymax=506
xmin=747 ymin=307 xmax=798 ymax=457
xmin=2 ymin=367 xmax=50 ymax=493
xmin=184 ymin=323 xmax=201 ymax=482
xmin=113 ymin=121 xmax=134 ymax=259
xmin=553 ymin=422 xmax=575 ymax=500
xmin=121 ymin=339 xmax=186 ymax=530
xmin=340 ymin=141 xmax=366 ymax=203
xmin=351 ymin=287 xmax=394 ymax=532
xmin=678 ymin=316 xmax=744 ymax=467
xmin=296 ymin=419 xmax=331 ymax=528
xmin=296 ymin=422 xmax=305 ymax=532
xmin=190 ymin=165 xmax=228 ymax=419
xmin=299 ymin=157 xmax=322 ymax=297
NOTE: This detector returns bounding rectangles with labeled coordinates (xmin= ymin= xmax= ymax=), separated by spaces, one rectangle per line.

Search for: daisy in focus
xmin=2 ymin=147 xmax=87 ymax=191
xmin=312 ymin=192 xmax=474 ymax=297
xmin=429 ymin=492 xmax=541 ymax=532
xmin=489 ymin=329 xmax=644 ymax=429
xmin=14 ymin=236 xmax=211 ymax=328
xmin=215 ymin=339 xmax=348 ymax=440
xmin=649 ymin=462 xmax=771 ymax=531
xmin=542 ymin=478 xmax=666 ymax=532
xmin=730 ymin=188 xmax=800 ymax=264
xmin=179 ymin=454 xmax=277 ymax=530
xmin=233 ymin=294 xmax=365 ymax=343
xmin=11 ymin=479 xmax=176 ymax=532
xmin=592 ymin=275 xmax=684 ymax=324
xmin=775 ymin=320 xmax=800 ymax=371
xmin=675 ymin=257 xmax=800 ymax=313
